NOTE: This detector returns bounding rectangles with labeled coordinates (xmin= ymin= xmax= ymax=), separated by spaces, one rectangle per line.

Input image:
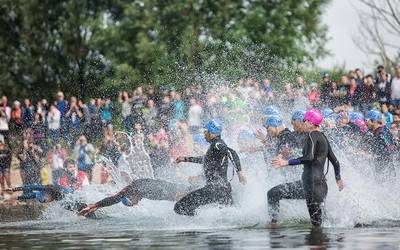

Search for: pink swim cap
xmin=354 ymin=118 xmax=368 ymax=133
xmin=304 ymin=109 xmax=324 ymax=126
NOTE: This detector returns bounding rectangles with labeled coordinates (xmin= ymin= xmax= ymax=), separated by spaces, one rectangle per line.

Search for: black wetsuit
xmin=96 ymin=179 xmax=189 ymax=208
xmin=14 ymin=184 xmax=90 ymax=214
xmin=174 ymin=137 xmax=242 ymax=216
xmin=276 ymin=128 xmax=298 ymax=158
xmin=267 ymin=130 xmax=341 ymax=226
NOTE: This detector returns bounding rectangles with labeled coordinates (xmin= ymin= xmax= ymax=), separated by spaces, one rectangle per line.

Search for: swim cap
xmin=121 ymin=196 xmax=133 ymax=207
xmin=291 ymin=110 xmax=306 ymax=122
xmin=304 ymin=109 xmax=324 ymax=126
xmin=264 ymin=115 xmax=283 ymax=128
xmin=349 ymin=112 xmax=364 ymax=123
xmin=263 ymin=106 xmax=280 ymax=116
xmin=204 ymin=119 xmax=223 ymax=136
xmin=321 ymin=108 xmax=334 ymax=118
xmin=366 ymin=109 xmax=382 ymax=122
xmin=354 ymin=118 xmax=368 ymax=133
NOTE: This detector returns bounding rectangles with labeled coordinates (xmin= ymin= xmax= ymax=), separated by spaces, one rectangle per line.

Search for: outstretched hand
xmin=237 ymin=171 xmax=247 ymax=185
xmin=3 ymin=188 xmax=14 ymax=194
xmin=174 ymin=156 xmax=186 ymax=164
xmin=271 ymin=155 xmax=288 ymax=168
xmin=78 ymin=204 xmax=98 ymax=217
xmin=337 ymin=179 xmax=344 ymax=192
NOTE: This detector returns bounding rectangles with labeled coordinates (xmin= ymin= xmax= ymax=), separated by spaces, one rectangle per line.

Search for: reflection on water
xmin=0 ymin=221 xmax=399 ymax=249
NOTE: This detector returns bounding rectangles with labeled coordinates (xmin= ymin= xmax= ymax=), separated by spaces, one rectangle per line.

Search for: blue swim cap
xmin=321 ymin=108 xmax=334 ymax=118
xmin=366 ymin=109 xmax=383 ymax=122
xmin=204 ymin=119 xmax=223 ymax=136
xmin=121 ymin=196 xmax=133 ymax=207
xmin=35 ymin=191 xmax=46 ymax=203
xmin=292 ymin=110 xmax=306 ymax=121
xmin=193 ymin=133 xmax=208 ymax=145
xmin=349 ymin=112 xmax=364 ymax=123
xmin=264 ymin=115 xmax=283 ymax=128
xmin=263 ymin=106 xmax=280 ymax=116
xmin=238 ymin=129 xmax=255 ymax=141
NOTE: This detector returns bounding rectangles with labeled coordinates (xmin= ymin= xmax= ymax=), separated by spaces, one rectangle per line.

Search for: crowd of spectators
xmin=0 ymin=64 xmax=400 ymax=198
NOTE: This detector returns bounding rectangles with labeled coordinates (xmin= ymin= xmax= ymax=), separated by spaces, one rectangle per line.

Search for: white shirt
xmin=51 ymin=153 xmax=64 ymax=170
xmin=188 ymin=104 xmax=203 ymax=127
xmin=391 ymin=77 xmax=400 ymax=100
xmin=47 ymin=110 xmax=61 ymax=130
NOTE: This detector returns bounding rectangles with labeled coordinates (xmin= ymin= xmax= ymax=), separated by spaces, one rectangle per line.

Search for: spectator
xmin=187 ymin=98 xmax=203 ymax=134
xmin=118 ymin=91 xmax=132 ymax=131
xmin=47 ymin=144 xmax=67 ymax=184
xmin=358 ymin=75 xmax=376 ymax=112
xmin=58 ymin=159 xmax=89 ymax=191
xmin=22 ymin=98 xmax=35 ymax=129
xmin=142 ymin=99 xmax=158 ymax=134
xmin=11 ymin=101 xmax=23 ymax=135
xmin=32 ymin=113 xmax=47 ymax=151
xmin=390 ymin=65 xmax=400 ymax=107
xmin=78 ymin=99 xmax=92 ymax=137
xmin=0 ymin=135 xmax=12 ymax=198
xmin=18 ymin=138 xmax=42 ymax=185
xmin=101 ymin=97 xmax=113 ymax=127
xmin=320 ymin=72 xmax=331 ymax=105
xmin=47 ymin=104 xmax=61 ymax=145
xmin=262 ymin=79 xmax=274 ymax=102
xmin=158 ymin=95 xmax=172 ymax=130
xmin=0 ymin=96 xmax=11 ymax=146
xmin=172 ymin=93 xmax=186 ymax=123
xmin=99 ymin=134 xmax=121 ymax=166
xmin=376 ymin=65 xmax=391 ymax=83
xmin=55 ymin=91 xmax=69 ymax=125
xmin=355 ymin=68 xmax=364 ymax=86
xmin=375 ymin=70 xmax=391 ymax=104
xmin=73 ymin=135 xmax=95 ymax=182
xmin=66 ymin=97 xmax=83 ymax=144
xmin=146 ymin=85 xmax=159 ymax=106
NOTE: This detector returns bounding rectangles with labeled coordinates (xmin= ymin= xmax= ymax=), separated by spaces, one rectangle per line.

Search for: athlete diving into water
xmin=78 ymin=178 xmax=195 ymax=216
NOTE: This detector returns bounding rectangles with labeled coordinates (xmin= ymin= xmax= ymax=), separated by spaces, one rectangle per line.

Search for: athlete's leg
xmin=267 ymin=180 xmax=305 ymax=221
xmin=174 ymin=186 xmax=213 ymax=216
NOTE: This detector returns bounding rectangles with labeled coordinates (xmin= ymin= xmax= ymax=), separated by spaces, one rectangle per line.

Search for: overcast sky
xmin=317 ymin=0 xmax=376 ymax=71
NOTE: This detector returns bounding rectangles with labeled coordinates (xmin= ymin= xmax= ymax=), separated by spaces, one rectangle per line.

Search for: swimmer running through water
xmin=174 ymin=119 xmax=246 ymax=216
xmin=79 ymin=178 xmax=194 ymax=216
xmin=269 ymin=109 xmax=345 ymax=226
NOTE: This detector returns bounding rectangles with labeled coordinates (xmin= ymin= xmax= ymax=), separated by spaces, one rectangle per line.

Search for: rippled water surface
xmin=1 ymin=218 xmax=399 ymax=249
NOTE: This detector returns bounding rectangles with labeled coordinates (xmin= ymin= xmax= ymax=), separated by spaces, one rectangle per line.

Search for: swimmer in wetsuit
xmin=4 ymin=184 xmax=91 ymax=215
xmin=78 ymin=178 xmax=194 ymax=216
xmin=174 ymin=119 xmax=246 ymax=216
xmin=269 ymin=109 xmax=345 ymax=226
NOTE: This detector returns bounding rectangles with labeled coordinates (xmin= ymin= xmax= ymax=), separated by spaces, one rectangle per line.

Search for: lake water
xmin=1 ymin=217 xmax=399 ymax=249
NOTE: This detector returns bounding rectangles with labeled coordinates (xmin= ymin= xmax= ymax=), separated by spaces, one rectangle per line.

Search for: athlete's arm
xmin=288 ymin=132 xmax=316 ymax=165
xmin=227 ymin=147 xmax=242 ymax=172
xmin=95 ymin=186 xmax=132 ymax=208
xmin=327 ymin=143 xmax=341 ymax=181
xmin=12 ymin=184 xmax=48 ymax=192
xmin=175 ymin=156 xmax=204 ymax=164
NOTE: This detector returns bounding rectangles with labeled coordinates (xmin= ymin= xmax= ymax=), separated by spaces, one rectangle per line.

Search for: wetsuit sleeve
xmin=185 ymin=156 xmax=204 ymax=164
xmin=327 ymin=143 xmax=341 ymax=181
xmin=289 ymin=132 xmax=316 ymax=165
xmin=13 ymin=184 xmax=48 ymax=192
xmin=95 ymin=185 xmax=133 ymax=208
xmin=227 ymin=147 xmax=242 ymax=172
xmin=17 ymin=193 xmax=37 ymax=200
